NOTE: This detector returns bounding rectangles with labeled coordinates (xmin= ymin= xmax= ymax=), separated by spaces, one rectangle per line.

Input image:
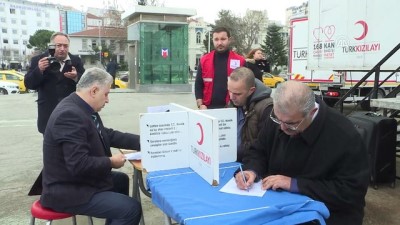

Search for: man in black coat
xmin=25 ymin=32 xmax=85 ymax=134
xmin=41 ymin=67 xmax=142 ymax=225
xmin=235 ymin=81 xmax=369 ymax=225
xmin=106 ymin=58 xmax=119 ymax=89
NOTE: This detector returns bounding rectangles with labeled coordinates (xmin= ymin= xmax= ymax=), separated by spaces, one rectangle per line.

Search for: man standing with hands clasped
xmin=41 ymin=67 xmax=142 ymax=225
xmin=235 ymin=81 xmax=369 ymax=225
xmin=195 ymin=27 xmax=246 ymax=109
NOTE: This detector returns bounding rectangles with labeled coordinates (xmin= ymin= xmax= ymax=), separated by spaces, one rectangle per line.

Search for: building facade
xmin=60 ymin=7 xmax=86 ymax=34
xmin=68 ymin=27 xmax=127 ymax=68
xmin=187 ymin=17 xmax=211 ymax=73
xmin=0 ymin=0 xmax=60 ymax=66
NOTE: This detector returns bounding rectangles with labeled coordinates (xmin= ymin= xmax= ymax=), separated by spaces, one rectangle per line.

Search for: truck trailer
xmin=289 ymin=0 xmax=400 ymax=109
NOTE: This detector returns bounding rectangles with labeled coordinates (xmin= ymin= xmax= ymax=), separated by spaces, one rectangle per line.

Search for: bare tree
xmin=137 ymin=0 xmax=160 ymax=6
xmin=241 ymin=10 xmax=268 ymax=54
xmin=214 ymin=9 xmax=268 ymax=55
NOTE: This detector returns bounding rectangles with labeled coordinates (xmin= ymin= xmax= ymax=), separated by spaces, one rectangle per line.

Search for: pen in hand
xmin=239 ymin=165 xmax=249 ymax=192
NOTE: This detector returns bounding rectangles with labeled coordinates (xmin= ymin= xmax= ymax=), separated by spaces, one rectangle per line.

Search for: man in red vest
xmin=195 ymin=27 xmax=246 ymax=109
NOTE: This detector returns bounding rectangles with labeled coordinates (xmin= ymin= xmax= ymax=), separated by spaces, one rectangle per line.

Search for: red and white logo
xmin=161 ymin=48 xmax=169 ymax=58
xmin=354 ymin=20 xmax=368 ymax=40
xmin=196 ymin=122 xmax=204 ymax=145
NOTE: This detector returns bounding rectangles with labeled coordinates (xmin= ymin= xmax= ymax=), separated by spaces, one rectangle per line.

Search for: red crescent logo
xmin=196 ymin=122 xmax=204 ymax=145
xmin=354 ymin=20 xmax=368 ymax=40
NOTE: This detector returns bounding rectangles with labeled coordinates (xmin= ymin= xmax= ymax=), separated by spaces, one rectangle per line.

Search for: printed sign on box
xmin=140 ymin=103 xmax=237 ymax=186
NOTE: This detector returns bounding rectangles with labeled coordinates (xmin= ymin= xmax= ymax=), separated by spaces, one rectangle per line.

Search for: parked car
xmin=0 ymin=70 xmax=27 ymax=93
xmin=262 ymin=73 xmax=286 ymax=88
xmin=0 ymin=81 xmax=20 ymax=95
xmin=118 ymin=71 xmax=129 ymax=82
xmin=115 ymin=78 xmax=127 ymax=89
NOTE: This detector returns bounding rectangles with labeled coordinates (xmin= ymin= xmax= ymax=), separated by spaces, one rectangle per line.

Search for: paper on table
xmin=124 ymin=152 xmax=142 ymax=160
xmin=219 ymin=177 xmax=266 ymax=197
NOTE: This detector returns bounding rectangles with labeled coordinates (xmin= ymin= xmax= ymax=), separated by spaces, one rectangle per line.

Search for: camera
xmin=47 ymin=44 xmax=61 ymax=73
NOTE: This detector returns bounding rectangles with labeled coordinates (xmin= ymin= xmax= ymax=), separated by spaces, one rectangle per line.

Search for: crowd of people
xmin=24 ymin=27 xmax=370 ymax=225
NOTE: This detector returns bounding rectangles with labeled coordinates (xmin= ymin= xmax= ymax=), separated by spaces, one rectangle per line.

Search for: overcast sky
xmin=31 ymin=0 xmax=307 ymax=24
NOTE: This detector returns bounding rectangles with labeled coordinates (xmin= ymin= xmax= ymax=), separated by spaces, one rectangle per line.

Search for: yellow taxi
xmin=262 ymin=73 xmax=285 ymax=88
xmin=115 ymin=77 xmax=127 ymax=89
xmin=0 ymin=70 xmax=27 ymax=93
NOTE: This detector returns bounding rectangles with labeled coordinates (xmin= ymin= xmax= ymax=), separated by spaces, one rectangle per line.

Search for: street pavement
xmin=0 ymin=90 xmax=399 ymax=225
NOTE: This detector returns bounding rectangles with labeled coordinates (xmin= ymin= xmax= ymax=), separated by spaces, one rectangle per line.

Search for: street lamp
xmin=98 ymin=20 xmax=102 ymax=66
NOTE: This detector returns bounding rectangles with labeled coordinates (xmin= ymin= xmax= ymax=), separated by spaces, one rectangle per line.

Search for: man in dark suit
xmin=25 ymin=32 xmax=85 ymax=134
xmin=25 ymin=32 xmax=85 ymax=196
xmin=41 ymin=67 xmax=142 ymax=225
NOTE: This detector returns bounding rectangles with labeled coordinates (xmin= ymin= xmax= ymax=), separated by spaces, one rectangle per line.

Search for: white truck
xmin=289 ymin=0 xmax=400 ymax=108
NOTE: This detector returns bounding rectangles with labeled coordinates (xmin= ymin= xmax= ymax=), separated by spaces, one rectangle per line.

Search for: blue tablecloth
xmin=147 ymin=162 xmax=330 ymax=225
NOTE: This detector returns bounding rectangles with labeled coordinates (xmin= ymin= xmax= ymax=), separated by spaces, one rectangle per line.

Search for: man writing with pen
xmin=234 ymin=81 xmax=369 ymax=225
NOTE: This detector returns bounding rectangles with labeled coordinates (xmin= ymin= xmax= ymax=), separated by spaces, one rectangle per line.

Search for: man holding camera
xmin=25 ymin=32 xmax=85 ymax=134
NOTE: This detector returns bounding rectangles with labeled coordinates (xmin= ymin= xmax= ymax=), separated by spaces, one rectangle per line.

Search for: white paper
xmin=219 ymin=177 xmax=266 ymax=197
xmin=124 ymin=152 xmax=142 ymax=160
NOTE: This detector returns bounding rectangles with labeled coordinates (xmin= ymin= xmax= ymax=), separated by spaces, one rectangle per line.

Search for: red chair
xmin=30 ymin=200 xmax=93 ymax=225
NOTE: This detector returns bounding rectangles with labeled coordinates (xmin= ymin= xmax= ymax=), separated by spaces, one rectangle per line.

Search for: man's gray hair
xmin=77 ymin=67 xmax=113 ymax=91
xmin=50 ymin=32 xmax=70 ymax=43
xmin=229 ymin=67 xmax=255 ymax=89
xmin=273 ymin=81 xmax=315 ymax=116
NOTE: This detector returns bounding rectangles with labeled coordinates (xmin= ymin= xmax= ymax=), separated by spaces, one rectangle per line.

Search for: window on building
xmin=23 ymin=40 xmax=28 ymax=45
xmin=1 ymin=28 xmax=6 ymax=33
xmin=0 ymin=17 xmax=5 ymax=23
xmin=3 ymin=39 xmax=8 ymax=44
xmin=21 ymin=20 xmax=26 ymax=25
xmin=120 ymin=55 xmax=125 ymax=63
xmin=37 ymin=21 xmax=42 ymax=27
xmin=22 ymin=30 xmax=27 ymax=35
xmin=10 ymin=8 xmax=16 ymax=14
xmin=91 ymin=39 xmax=97 ymax=48
xmin=101 ymin=40 xmax=106 ymax=47
xmin=109 ymin=40 xmax=116 ymax=50
xmin=11 ymin=19 xmax=16 ymax=24
xmin=13 ymin=50 xmax=19 ymax=55
xmin=196 ymin=32 xmax=201 ymax=44
xmin=0 ymin=7 xmax=4 ymax=12
xmin=13 ymin=40 xmax=18 ymax=44
xmin=12 ymin=29 xmax=17 ymax=35
xmin=46 ymin=22 xmax=50 ymax=27
xmin=82 ymin=39 xmax=88 ymax=49
xmin=255 ymin=37 xmax=259 ymax=45
xmin=21 ymin=10 xmax=25 ymax=15
xmin=3 ymin=49 xmax=10 ymax=56
xmin=37 ymin=12 xmax=41 ymax=17
xmin=119 ymin=42 xmax=126 ymax=50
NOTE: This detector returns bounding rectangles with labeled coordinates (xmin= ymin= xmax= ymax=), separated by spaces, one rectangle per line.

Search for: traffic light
xmin=104 ymin=52 xmax=109 ymax=58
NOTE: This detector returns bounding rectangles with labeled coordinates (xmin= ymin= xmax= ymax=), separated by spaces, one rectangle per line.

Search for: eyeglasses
xmin=55 ymin=43 xmax=69 ymax=49
xmin=269 ymin=108 xmax=306 ymax=131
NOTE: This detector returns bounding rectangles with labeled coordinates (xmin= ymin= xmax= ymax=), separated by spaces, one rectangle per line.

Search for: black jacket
xmin=232 ymin=79 xmax=273 ymax=162
xmin=242 ymin=99 xmax=369 ymax=225
xmin=24 ymin=52 xmax=85 ymax=133
xmin=40 ymin=93 xmax=140 ymax=210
